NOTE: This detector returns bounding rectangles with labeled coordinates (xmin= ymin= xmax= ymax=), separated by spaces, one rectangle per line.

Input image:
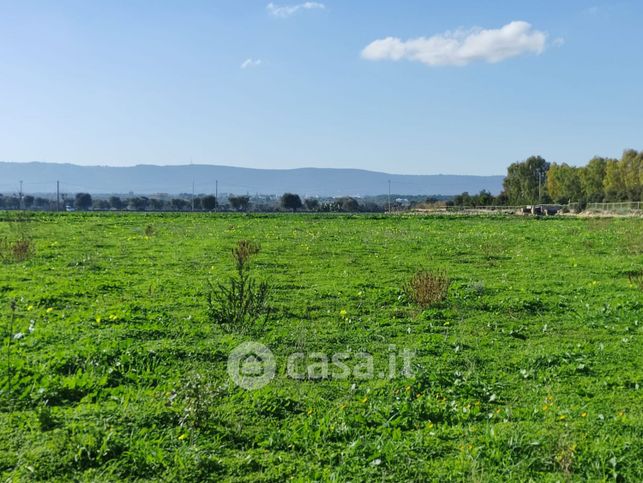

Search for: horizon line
xmin=0 ymin=160 xmax=504 ymax=178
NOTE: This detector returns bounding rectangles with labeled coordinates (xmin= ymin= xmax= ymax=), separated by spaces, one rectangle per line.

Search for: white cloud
xmin=361 ymin=21 xmax=552 ymax=67
xmin=552 ymin=37 xmax=565 ymax=47
xmin=241 ymin=58 xmax=262 ymax=69
xmin=267 ymin=2 xmax=325 ymax=18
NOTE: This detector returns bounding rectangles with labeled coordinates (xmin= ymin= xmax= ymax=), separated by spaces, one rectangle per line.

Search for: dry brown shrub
xmin=407 ymin=270 xmax=450 ymax=308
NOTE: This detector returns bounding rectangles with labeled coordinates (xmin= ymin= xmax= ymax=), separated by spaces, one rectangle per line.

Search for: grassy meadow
xmin=0 ymin=212 xmax=642 ymax=481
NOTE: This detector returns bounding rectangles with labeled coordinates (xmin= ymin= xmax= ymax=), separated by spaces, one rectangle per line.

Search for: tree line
xmin=0 ymin=192 xmax=380 ymax=212
xmin=453 ymin=149 xmax=642 ymax=207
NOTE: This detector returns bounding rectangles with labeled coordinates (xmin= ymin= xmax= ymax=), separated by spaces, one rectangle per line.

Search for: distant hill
xmin=0 ymin=162 xmax=504 ymax=197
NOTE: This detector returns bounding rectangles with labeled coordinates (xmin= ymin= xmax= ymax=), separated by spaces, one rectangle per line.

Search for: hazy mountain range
xmin=0 ymin=162 xmax=504 ymax=197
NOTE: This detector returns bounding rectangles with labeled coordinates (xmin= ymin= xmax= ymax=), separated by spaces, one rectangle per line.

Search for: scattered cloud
xmin=552 ymin=37 xmax=565 ymax=47
xmin=361 ymin=21 xmax=552 ymax=67
xmin=267 ymin=2 xmax=325 ymax=18
xmin=241 ymin=58 xmax=262 ymax=69
xmin=582 ymin=5 xmax=613 ymax=19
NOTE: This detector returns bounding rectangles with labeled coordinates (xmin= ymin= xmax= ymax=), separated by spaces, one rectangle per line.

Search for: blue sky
xmin=0 ymin=0 xmax=641 ymax=175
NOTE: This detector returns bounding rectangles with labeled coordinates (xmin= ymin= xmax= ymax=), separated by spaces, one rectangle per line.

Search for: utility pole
xmin=538 ymin=172 xmax=542 ymax=204
xmin=190 ymin=158 xmax=195 ymax=212
xmin=215 ymin=179 xmax=218 ymax=212
xmin=56 ymin=181 xmax=60 ymax=212
xmin=19 ymin=180 xmax=23 ymax=210
xmin=387 ymin=179 xmax=391 ymax=213
xmin=191 ymin=179 xmax=195 ymax=212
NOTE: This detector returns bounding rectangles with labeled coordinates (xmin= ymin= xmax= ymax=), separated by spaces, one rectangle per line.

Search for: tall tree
xmin=580 ymin=157 xmax=608 ymax=202
xmin=603 ymin=159 xmax=627 ymax=201
xmin=74 ymin=193 xmax=93 ymax=211
xmin=501 ymin=156 xmax=550 ymax=205
xmin=546 ymin=163 xmax=582 ymax=203
xmin=620 ymin=149 xmax=642 ymax=201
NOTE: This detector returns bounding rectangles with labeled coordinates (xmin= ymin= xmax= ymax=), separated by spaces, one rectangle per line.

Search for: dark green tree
xmin=171 ymin=198 xmax=188 ymax=210
xmin=454 ymin=192 xmax=471 ymax=206
xmin=280 ymin=193 xmax=302 ymax=212
xmin=202 ymin=195 xmax=217 ymax=211
xmin=149 ymin=198 xmax=165 ymax=211
xmin=229 ymin=195 xmax=250 ymax=212
xmin=34 ymin=197 xmax=50 ymax=209
xmin=304 ymin=198 xmax=319 ymax=211
xmin=94 ymin=199 xmax=111 ymax=210
xmin=128 ymin=197 xmax=149 ymax=211
xmin=74 ymin=193 xmax=93 ymax=211
xmin=109 ymin=196 xmax=124 ymax=210
xmin=476 ymin=190 xmax=494 ymax=206
xmin=338 ymin=196 xmax=360 ymax=212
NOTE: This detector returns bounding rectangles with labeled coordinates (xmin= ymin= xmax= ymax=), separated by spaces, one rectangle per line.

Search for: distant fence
xmin=584 ymin=201 xmax=641 ymax=213
xmin=417 ymin=201 xmax=642 ymax=216
xmin=414 ymin=205 xmax=522 ymax=214
xmin=445 ymin=205 xmax=522 ymax=213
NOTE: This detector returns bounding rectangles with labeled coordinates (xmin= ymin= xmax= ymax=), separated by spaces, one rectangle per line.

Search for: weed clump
xmin=407 ymin=270 xmax=450 ymax=308
xmin=0 ymin=237 xmax=35 ymax=263
xmin=0 ymin=212 xmax=35 ymax=263
xmin=207 ymin=240 xmax=271 ymax=333
xmin=176 ymin=373 xmax=223 ymax=430
xmin=628 ymin=270 xmax=643 ymax=291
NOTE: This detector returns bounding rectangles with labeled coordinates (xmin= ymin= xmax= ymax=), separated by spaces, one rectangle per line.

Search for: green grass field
xmin=1 ymin=213 xmax=641 ymax=481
